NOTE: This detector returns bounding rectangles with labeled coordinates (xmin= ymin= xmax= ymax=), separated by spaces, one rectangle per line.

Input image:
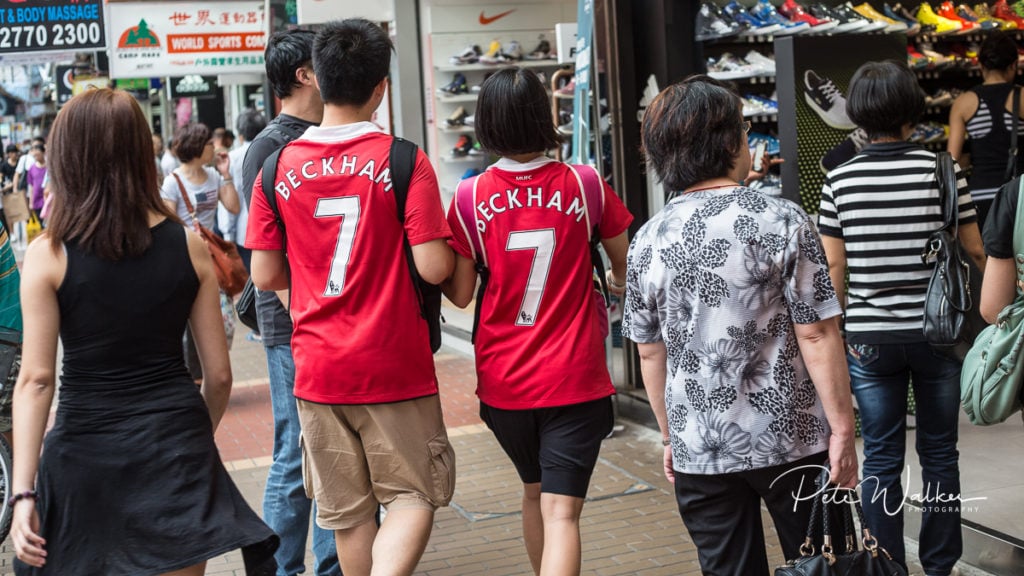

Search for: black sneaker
xmin=810 ymin=3 xmax=868 ymax=32
xmin=697 ymin=1 xmax=743 ymax=41
xmin=446 ymin=106 xmax=468 ymax=127
xmin=803 ymin=70 xmax=857 ymax=130
xmin=525 ymin=39 xmax=551 ymax=60
xmin=452 ymin=135 xmax=474 ymax=157
xmin=439 ymin=73 xmax=468 ymax=96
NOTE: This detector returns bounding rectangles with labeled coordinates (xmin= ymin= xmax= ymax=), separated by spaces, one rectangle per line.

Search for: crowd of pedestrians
xmin=3 ymin=14 xmax=1020 ymax=576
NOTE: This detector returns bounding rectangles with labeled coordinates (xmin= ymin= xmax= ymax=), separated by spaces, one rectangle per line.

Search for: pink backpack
xmin=454 ymin=164 xmax=611 ymax=341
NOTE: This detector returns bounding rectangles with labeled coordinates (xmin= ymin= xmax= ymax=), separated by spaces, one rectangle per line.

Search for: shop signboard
xmin=167 ymin=75 xmax=218 ymax=99
xmin=0 ymin=0 xmax=105 ymax=55
xmin=72 ymin=76 xmax=110 ymax=95
xmin=55 ymin=65 xmax=74 ymax=106
xmin=108 ymin=2 xmax=266 ymax=79
xmin=298 ymin=0 xmax=392 ymax=24
xmin=570 ymin=0 xmax=592 ymax=165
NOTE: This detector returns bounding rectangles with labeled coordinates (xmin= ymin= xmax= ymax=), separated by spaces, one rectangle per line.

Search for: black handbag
xmin=235 ymin=278 xmax=259 ymax=332
xmin=776 ymin=474 xmax=906 ymax=576
xmin=921 ymin=152 xmax=985 ymax=362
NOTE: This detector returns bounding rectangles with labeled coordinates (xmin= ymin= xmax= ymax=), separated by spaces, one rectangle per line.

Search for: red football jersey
xmin=448 ymin=157 xmax=633 ymax=409
xmin=247 ymin=123 xmax=450 ymax=404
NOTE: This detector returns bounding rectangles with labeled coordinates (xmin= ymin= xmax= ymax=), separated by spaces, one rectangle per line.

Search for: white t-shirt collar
xmin=491 ymin=156 xmax=559 ymax=172
xmin=299 ymin=121 xmax=384 ymax=143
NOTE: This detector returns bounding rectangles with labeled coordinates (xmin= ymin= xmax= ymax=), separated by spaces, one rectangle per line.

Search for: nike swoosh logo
xmin=479 ymin=9 xmax=516 ymax=25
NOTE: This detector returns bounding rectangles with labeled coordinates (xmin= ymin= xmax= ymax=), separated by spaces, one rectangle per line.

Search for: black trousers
xmin=674 ymin=450 xmax=834 ymax=575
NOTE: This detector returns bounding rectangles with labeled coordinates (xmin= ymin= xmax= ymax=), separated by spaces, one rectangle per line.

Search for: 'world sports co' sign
xmin=0 ymin=0 xmax=106 ymax=54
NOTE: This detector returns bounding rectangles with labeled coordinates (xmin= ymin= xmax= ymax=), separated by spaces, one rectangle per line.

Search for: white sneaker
xmin=803 ymin=70 xmax=856 ymax=130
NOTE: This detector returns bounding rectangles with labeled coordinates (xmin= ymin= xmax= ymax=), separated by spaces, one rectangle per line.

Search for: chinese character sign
xmin=0 ymin=0 xmax=105 ymax=54
xmin=108 ymin=2 xmax=265 ymax=79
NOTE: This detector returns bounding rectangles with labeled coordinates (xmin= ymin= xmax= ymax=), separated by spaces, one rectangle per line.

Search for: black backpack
xmin=255 ymin=136 xmax=442 ymax=353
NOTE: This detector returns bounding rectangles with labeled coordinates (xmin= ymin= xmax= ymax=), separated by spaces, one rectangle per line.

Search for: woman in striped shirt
xmin=819 ymin=60 xmax=985 ymax=576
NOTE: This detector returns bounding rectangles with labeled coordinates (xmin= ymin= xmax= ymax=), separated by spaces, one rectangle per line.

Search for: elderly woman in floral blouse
xmin=621 ymin=76 xmax=857 ymax=575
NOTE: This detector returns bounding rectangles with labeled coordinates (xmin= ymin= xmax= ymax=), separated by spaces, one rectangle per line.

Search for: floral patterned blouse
xmin=622 ymin=186 xmax=842 ymax=474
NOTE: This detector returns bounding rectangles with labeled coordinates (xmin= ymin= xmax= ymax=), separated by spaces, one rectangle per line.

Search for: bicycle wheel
xmin=0 ymin=433 xmax=12 ymax=542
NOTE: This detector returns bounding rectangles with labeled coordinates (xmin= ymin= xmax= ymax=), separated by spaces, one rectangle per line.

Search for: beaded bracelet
xmin=7 ymin=490 xmax=37 ymax=508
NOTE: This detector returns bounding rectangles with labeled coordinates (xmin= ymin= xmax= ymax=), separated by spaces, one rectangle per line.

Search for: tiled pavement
xmin=0 ymin=329 xmax=968 ymax=575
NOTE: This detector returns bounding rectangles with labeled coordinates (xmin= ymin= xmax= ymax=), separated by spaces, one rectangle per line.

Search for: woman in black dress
xmin=10 ymin=88 xmax=277 ymax=574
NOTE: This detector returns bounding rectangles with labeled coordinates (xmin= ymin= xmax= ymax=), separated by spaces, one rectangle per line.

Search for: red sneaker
xmin=779 ymin=0 xmax=839 ymax=31
xmin=938 ymin=0 xmax=978 ymax=30
xmin=993 ymin=0 xmax=1024 ymax=28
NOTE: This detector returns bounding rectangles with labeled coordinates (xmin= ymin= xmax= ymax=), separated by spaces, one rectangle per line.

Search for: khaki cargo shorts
xmin=297 ymin=393 xmax=456 ymax=530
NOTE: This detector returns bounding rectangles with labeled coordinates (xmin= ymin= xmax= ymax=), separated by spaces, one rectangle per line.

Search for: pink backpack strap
xmin=569 ymin=164 xmax=604 ymax=239
xmin=453 ymin=174 xmax=487 ymax=266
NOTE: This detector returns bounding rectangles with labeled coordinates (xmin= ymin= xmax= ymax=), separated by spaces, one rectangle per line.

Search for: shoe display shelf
xmin=551 ymin=67 xmax=576 ymax=160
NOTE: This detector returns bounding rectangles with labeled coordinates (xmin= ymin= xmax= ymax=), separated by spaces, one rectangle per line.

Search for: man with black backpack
xmin=238 ymin=29 xmax=341 ymax=576
xmin=247 ymin=19 xmax=455 ymax=576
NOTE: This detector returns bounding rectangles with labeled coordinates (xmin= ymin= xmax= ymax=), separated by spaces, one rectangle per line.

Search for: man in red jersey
xmin=247 ymin=19 xmax=455 ymax=576
xmin=443 ymin=68 xmax=632 ymax=575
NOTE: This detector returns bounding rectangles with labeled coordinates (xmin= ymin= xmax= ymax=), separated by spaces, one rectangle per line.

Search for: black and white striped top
xmin=818 ymin=142 xmax=976 ymax=342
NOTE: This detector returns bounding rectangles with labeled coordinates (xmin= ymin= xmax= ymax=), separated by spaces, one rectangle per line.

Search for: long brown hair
xmin=46 ymin=89 xmax=178 ymax=259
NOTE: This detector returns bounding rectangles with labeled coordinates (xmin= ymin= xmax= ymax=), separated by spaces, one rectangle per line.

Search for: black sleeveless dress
xmin=15 ymin=220 xmax=277 ymax=575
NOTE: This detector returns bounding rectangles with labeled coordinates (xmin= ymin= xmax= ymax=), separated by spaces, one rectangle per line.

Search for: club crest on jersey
xmin=274 ymin=154 xmax=393 ymax=200
xmin=474 ymin=187 xmax=586 ymax=233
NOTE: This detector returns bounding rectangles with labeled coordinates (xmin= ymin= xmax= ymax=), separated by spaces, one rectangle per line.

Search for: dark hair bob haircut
xmin=313 ymin=18 xmax=392 ymax=107
xmin=846 ymin=60 xmax=925 ymax=141
xmin=641 ymin=75 xmax=745 ymax=192
xmin=980 ymin=31 xmax=1018 ymax=72
xmin=475 ymin=68 xmax=560 ymax=157
xmin=46 ymin=89 xmax=178 ymax=259
xmin=173 ymin=123 xmax=212 ymax=163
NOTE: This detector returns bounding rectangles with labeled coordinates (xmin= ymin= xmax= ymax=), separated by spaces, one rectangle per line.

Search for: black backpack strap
xmin=261 ymin=146 xmax=287 ymax=245
xmin=1007 ymin=86 xmax=1020 ymax=183
xmin=389 ymin=137 xmax=426 ymax=319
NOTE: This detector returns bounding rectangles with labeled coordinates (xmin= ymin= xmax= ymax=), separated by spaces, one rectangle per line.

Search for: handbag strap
xmin=1007 ymin=86 xmax=1020 ymax=183
xmin=935 ymin=152 xmax=959 ymax=237
xmin=172 ymin=172 xmax=201 ymax=233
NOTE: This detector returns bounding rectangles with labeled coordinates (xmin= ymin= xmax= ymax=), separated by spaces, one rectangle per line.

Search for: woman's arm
xmin=637 ymin=341 xmax=674 ymax=483
xmin=793 ymin=317 xmax=858 ymax=488
xmin=960 ymin=221 xmax=987 ymax=273
xmin=11 ymin=237 xmax=64 ymax=567
xmin=441 ymin=255 xmax=477 ymax=309
xmin=183 ymin=228 xmax=232 ymax=430
xmin=214 ymin=154 xmax=240 ymax=215
xmin=601 ymin=231 xmax=629 ymax=296
xmin=947 ymin=94 xmax=972 ymax=164
xmin=981 ymin=257 xmax=1016 ymax=323
xmin=821 ymin=236 xmax=847 ymax=311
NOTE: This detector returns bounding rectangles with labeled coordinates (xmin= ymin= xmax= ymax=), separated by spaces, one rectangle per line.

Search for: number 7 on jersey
xmin=315 ymin=196 xmax=361 ymax=297
xmin=507 ymin=229 xmax=555 ymax=326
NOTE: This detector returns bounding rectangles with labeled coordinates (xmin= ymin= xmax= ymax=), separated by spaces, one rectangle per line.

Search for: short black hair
xmin=5 ymin=144 xmax=17 ymax=154
xmin=265 ymin=29 xmax=316 ymax=99
xmin=641 ymin=75 xmax=745 ymax=192
xmin=236 ymin=108 xmax=267 ymax=141
xmin=313 ymin=19 xmax=392 ymax=107
xmin=173 ymin=123 xmax=211 ymax=163
xmin=980 ymin=31 xmax=1018 ymax=72
xmin=475 ymin=68 xmax=560 ymax=157
xmin=846 ymin=60 xmax=924 ymax=141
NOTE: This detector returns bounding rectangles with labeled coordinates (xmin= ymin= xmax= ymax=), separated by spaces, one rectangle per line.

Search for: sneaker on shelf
xmin=449 ymin=45 xmax=481 ymax=65
xmin=697 ymin=1 xmax=744 ymax=41
xmin=924 ymin=122 xmax=950 ymax=143
xmin=556 ymin=79 xmax=577 ymax=95
xmin=525 ymin=38 xmax=552 ymax=60
xmin=748 ymin=93 xmax=779 ymax=113
xmin=992 ymin=0 xmax=1024 ymax=27
xmin=948 ymin=42 xmax=981 ymax=68
xmin=974 ymin=2 xmax=1017 ymax=28
xmin=884 ymin=3 xmax=922 ymax=34
xmin=502 ymin=40 xmax=523 ymax=61
xmin=804 ymin=70 xmax=856 ymax=130
xmin=810 ymin=4 xmax=869 ymax=32
xmin=469 ymin=140 xmax=486 ymax=156
xmin=957 ymin=3 xmax=1002 ymax=29
xmin=1014 ymin=0 xmax=1024 ymax=17
xmin=439 ymin=72 xmax=469 ymax=95
xmin=748 ymin=132 xmax=781 ymax=155
xmin=918 ymin=43 xmax=958 ymax=69
xmin=896 ymin=2 xmax=938 ymax=33
xmin=707 ymin=53 xmax=758 ymax=80
xmin=908 ymin=45 xmax=932 ymax=69
xmin=831 ymin=3 xmax=887 ymax=31
xmin=936 ymin=1 xmax=979 ymax=31
xmin=452 ymin=135 xmax=474 ymax=157
xmin=926 ymin=88 xmax=955 ymax=107
xmin=750 ymin=0 xmax=812 ymax=35
xmin=479 ymin=40 xmax=503 ymax=64
xmin=446 ymin=106 xmax=469 ymax=127
xmin=464 ymin=114 xmax=475 ymax=127
xmin=724 ymin=1 xmax=783 ymax=35
xmin=917 ymin=1 xmax=963 ymax=34
xmin=742 ymin=96 xmax=764 ymax=117
xmin=744 ymin=50 xmax=777 ymax=74
xmin=852 ymin=2 xmax=908 ymax=31
xmin=779 ymin=0 xmax=839 ymax=32
xmin=557 ymin=121 xmax=574 ymax=136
